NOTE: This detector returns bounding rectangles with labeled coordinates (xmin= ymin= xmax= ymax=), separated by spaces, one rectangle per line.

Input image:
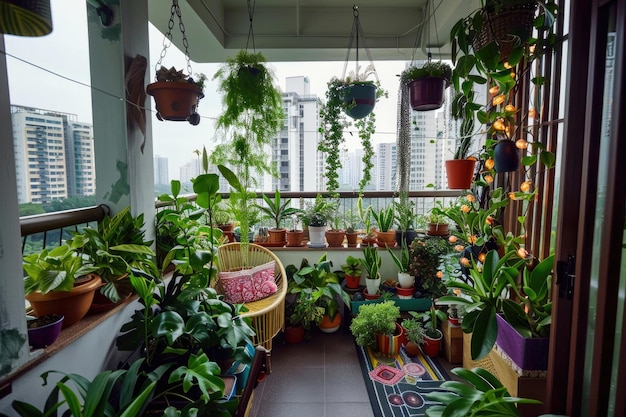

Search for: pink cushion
xmin=218 ymin=261 xmax=277 ymax=304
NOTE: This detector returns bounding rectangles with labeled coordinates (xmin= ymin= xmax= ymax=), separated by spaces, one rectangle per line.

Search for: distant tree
xmin=44 ymin=195 xmax=97 ymax=212
xmin=19 ymin=203 xmax=45 ymax=217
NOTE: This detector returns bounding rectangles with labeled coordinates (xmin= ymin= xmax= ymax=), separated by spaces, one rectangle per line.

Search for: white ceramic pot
xmin=397 ymin=272 xmax=415 ymax=289
xmin=365 ymin=277 xmax=381 ymax=296
xmin=308 ymin=225 xmax=326 ymax=246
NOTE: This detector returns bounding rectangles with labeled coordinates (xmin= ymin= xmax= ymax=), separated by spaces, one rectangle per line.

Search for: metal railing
xmin=21 ymin=191 xmax=463 ymax=253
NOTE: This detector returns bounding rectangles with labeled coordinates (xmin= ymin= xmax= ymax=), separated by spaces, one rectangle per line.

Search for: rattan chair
xmin=216 ymin=243 xmax=287 ymax=370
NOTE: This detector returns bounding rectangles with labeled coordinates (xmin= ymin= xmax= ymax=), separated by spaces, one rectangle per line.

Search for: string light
xmin=493 ymin=119 xmax=505 ymax=130
xmin=493 ymin=94 xmax=506 ymax=105
xmin=505 ymin=104 xmax=516 ymax=112
xmin=528 ymin=107 xmax=537 ymax=118
xmin=520 ymin=180 xmax=532 ymax=192
xmin=484 ymin=174 xmax=494 ymax=183
xmin=485 ymin=158 xmax=495 ymax=170
xmin=489 ymin=86 xmax=500 ymax=96
xmin=516 ymin=139 xmax=528 ymax=149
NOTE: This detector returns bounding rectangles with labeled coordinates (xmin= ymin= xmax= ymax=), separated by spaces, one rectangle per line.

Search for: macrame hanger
xmin=341 ymin=5 xmax=379 ymax=83
xmin=245 ymin=0 xmax=257 ymax=53
xmin=155 ymin=0 xmax=193 ymax=79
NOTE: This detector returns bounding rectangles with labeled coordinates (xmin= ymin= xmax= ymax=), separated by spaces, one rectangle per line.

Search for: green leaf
xmin=475 ymin=42 xmax=500 ymax=70
xmin=468 ymin=75 xmax=487 ymax=84
xmin=470 ymin=304 xmax=497 ymax=360
xmin=477 ymin=110 xmax=489 ymax=124
xmin=540 ymin=151 xmax=556 ymax=168
xmin=152 ymin=311 xmax=185 ymax=345
xmin=507 ymin=47 xmax=524 ymax=67
xmin=456 ymin=55 xmax=476 ymax=78
xmin=521 ymin=155 xmax=538 ymax=166
xmin=217 ymin=164 xmax=243 ymax=193
xmin=119 ymin=381 xmax=157 ymax=417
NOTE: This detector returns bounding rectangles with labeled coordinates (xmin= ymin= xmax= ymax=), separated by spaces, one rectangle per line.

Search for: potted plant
xmin=69 ymin=206 xmax=157 ymax=309
xmin=285 ymin=292 xmax=324 ymax=342
xmin=394 ymin=197 xmax=418 ymax=247
xmin=402 ymin=312 xmax=427 ymax=357
xmin=255 ymin=189 xmax=301 ymax=245
xmin=357 ymin=197 xmax=377 ymax=246
xmin=26 ymin=313 xmax=64 ymax=349
xmin=427 ymin=208 xmax=449 ymax=236
xmin=341 ymin=255 xmax=363 ymax=289
xmin=407 ymin=237 xmax=451 ymax=300
xmin=447 ymin=303 xmax=466 ymax=327
xmin=372 ymin=205 xmax=396 ymax=247
xmin=425 ymin=367 xmax=543 ymax=416
xmin=325 ymin=202 xmax=346 ymax=247
xmin=318 ymin=71 xmax=387 ymax=194
xmin=401 ymin=60 xmax=453 ymax=111
xmin=359 ymin=246 xmax=382 ymax=297
xmin=350 ymin=300 xmax=403 ymax=357
xmin=285 ymin=254 xmax=351 ymax=334
xmin=419 ymin=302 xmax=447 ymax=358
xmin=211 ymin=49 xmax=283 ymax=266
xmin=448 ymin=0 xmax=558 ymax=184
xmin=386 ymin=239 xmax=413 ymax=289
xmin=286 ymin=214 xmax=305 ymax=247
xmin=23 ymin=244 xmax=102 ymax=328
xmin=146 ymin=66 xmax=205 ymax=125
xmin=300 ymin=194 xmax=334 ymax=247
xmin=344 ymin=210 xmax=360 ymax=247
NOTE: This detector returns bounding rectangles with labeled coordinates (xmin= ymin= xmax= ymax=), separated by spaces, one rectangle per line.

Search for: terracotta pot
xmin=422 ymin=329 xmax=442 ymax=358
xmin=445 ymin=159 xmax=476 ymax=189
xmin=325 ymin=230 xmax=346 ymax=247
xmin=319 ymin=314 xmax=342 ymax=333
xmin=376 ymin=231 xmax=396 ymax=247
xmin=428 ymin=222 xmax=449 ymax=236
xmin=345 ymin=232 xmax=359 ymax=247
xmin=342 ymin=82 xmax=377 ymax=119
xmin=408 ymin=77 xmax=446 ymax=111
xmin=404 ymin=340 xmax=421 ymax=357
xmin=345 ymin=274 xmax=361 ymax=289
xmin=267 ymin=228 xmax=287 ymax=244
xmin=146 ymin=81 xmax=203 ymax=122
xmin=376 ymin=322 xmax=404 ymax=357
xmin=26 ymin=274 xmax=103 ymax=328
xmin=363 ymin=289 xmax=381 ymax=300
xmin=284 ymin=325 xmax=305 ymax=344
xmin=286 ymin=230 xmax=304 ymax=247
xmin=361 ymin=237 xmax=377 ymax=247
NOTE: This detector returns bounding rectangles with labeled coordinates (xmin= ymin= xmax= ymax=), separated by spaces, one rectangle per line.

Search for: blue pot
xmin=342 ymin=83 xmax=376 ymax=119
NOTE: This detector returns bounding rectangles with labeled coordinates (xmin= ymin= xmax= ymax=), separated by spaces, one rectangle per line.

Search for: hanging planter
xmin=146 ymin=2 xmax=204 ymax=125
xmin=342 ymin=82 xmax=377 ymax=119
xmin=402 ymin=61 xmax=453 ymax=111
xmin=493 ymin=140 xmax=520 ymax=172
xmin=445 ymin=158 xmax=476 ymax=189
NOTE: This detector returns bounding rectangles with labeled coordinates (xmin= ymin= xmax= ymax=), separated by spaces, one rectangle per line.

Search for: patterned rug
xmin=355 ymin=343 xmax=448 ymax=417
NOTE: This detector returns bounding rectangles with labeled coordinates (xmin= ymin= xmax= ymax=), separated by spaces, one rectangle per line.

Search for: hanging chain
xmin=245 ymin=0 xmax=257 ymax=53
xmin=342 ymin=5 xmax=379 ymax=83
xmin=154 ymin=0 xmax=193 ymax=78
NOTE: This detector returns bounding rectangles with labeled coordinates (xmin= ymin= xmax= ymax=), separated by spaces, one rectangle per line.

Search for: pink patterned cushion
xmin=218 ymin=261 xmax=277 ymax=304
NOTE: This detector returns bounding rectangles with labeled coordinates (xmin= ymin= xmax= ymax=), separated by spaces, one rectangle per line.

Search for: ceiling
xmin=148 ymin=0 xmax=481 ymax=63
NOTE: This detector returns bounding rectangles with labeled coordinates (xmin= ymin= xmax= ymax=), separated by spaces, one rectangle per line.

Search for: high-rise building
xmin=271 ymin=76 xmax=323 ymax=192
xmin=66 ymin=121 xmax=95 ymax=197
xmin=377 ymin=142 xmax=397 ymax=191
xmin=154 ymin=155 xmax=169 ymax=185
xmin=11 ymin=105 xmax=95 ymax=204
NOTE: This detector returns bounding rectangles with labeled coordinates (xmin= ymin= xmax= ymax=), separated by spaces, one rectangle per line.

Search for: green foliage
xmin=286 ymin=254 xmax=351 ymax=320
xmin=402 ymin=313 xmax=426 ymax=345
xmin=18 ymin=202 xmax=45 ymax=216
xmin=400 ymin=61 xmax=452 ymax=85
xmin=387 ymin=239 xmax=410 ymax=273
xmin=300 ymin=194 xmax=336 ymax=227
xmin=212 ymin=50 xmax=283 ymax=262
xmin=419 ymin=303 xmax=447 ymax=339
xmin=350 ymin=301 xmax=400 ymax=347
xmin=359 ymin=246 xmax=382 ymax=280
xmin=23 ymin=244 xmax=95 ymax=294
xmin=0 ymin=328 xmax=25 ymax=378
xmin=69 ymin=207 xmax=156 ymax=303
xmin=288 ymin=292 xmax=324 ymax=337
xmin=439 ymin=249 xmax=525 ymax=360
xmin=255 ymin=189 xmax=301 ymax=230
xmin=341 ymin=255 xmax=363 ymax=277
xmin=425 ymin=367 xmax=541 ymax=417
xmin=372 ymin=205 xmax=394 ymax=232
xmin=408 ymin=237 xmax=452 ymax=299
xmin=394 ymin=199 xmax=417 ymax=231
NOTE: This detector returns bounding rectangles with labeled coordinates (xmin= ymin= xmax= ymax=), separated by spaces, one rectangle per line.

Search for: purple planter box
xmin=496 ymin=314 xmax=549 ymax=371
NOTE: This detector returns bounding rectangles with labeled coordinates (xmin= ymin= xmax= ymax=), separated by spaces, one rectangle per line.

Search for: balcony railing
xmin=22 ymin=190 xmax=462 ymax=254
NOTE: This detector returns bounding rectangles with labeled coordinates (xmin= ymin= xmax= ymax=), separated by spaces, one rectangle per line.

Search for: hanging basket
xmin=0 ymin=0 xmax=52 ymax=37
xmin=408 ymin=77 xmax=446 ymax=111
xmin=493 ymin=140 xmax=520 ymax=172
xmin=472 ymin=3 xmax=537 ymax=62
xmin=445 ymin=159 xmax=476 ymax=190
xmin=342 ymin=82 xmax=377 ymax=119
xmin=146 ymin=81 xmax=203 ymax=124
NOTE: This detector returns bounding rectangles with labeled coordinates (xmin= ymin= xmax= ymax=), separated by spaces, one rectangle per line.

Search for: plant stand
xmin=441 ymin=317 xmax=463 ymax=364
xmin=488 ymin=348 xmax=547 ymax=417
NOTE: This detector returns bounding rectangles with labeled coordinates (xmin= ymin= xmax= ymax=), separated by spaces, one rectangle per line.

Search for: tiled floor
xmin=249 ymin=326 xmax=455 ymax=417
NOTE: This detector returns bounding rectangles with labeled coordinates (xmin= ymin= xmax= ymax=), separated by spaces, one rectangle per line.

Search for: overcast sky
xmin=4 ymin=0 xmax=412 ymax=179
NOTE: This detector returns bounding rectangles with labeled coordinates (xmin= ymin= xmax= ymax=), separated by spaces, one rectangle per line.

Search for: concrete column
xmin=87 ymin=0 xmax=155 ymax=242
xmin=0 ymin=36 xmax=29 ymax=377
